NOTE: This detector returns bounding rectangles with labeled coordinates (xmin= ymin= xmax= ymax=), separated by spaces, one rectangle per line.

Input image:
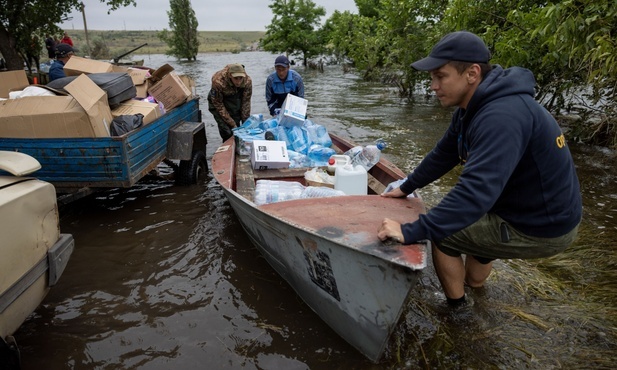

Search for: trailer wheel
xmin=176 ymin=150 xmax=208 ymax=185
xmin=1 ymin=336 xmax=20 ymax=370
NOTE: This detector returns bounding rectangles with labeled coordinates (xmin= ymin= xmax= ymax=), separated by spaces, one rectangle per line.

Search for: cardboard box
xmin=0 ymin=70 xmax=29 ymax=98
xmin=278 ymin=94 xmax=308 ymax=127
xmin=134 ymin=79 xmax=151 ymax=99
xmin=179 ymin=75 xmax=196 ymax=96
xmin=250 ymin=140 xmax=290 ymax=170
xmin=0 ymin=96 xmax=96 ymax=138
xmin=111 ymin=100 xmax=162 ymax=125
xmin=0 ymin=74 xmax=113 ymax=138
xmin=148 ymin=70 xmax=191 ymax=111
xmin=63 ymin=56 xmax=113 ymax=76
xmin=64 ymin=74 xmax=113 ymax=136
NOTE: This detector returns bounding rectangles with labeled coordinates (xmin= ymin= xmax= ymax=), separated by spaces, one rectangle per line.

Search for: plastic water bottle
xmin=287 ymin=126 xmax=310 ymax=155
xmin=254 ymin=180 xmax=305 ymax=205
xmin=343 ymin=145 xmax=362 ymax=161
xmin=288 ymin=151 xmax=312 ymax=168
xmin=240 ymin=114 xmax=263 ymax=129
xmin=301 ymin=187 xmax=346 ymax=199
xmin=260 ymin=117 xmax=279 ymax=130
xmin=266 ymin=126 xmax=290 ymax=147
xmin=308 ymin=145 xmax=336 ymax=166
xmin=305 ymin=121 xmax=332 ymax=147
xmin=350 ymin=139 xmax=386 ymax=171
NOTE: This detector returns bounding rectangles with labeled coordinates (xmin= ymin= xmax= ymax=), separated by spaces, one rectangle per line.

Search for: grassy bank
xmin=63 ymin=30 xmax=265 ymax=57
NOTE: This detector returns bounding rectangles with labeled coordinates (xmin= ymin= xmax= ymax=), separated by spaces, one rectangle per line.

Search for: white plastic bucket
xmin=334 ymin=164 xmax=367 ymax=195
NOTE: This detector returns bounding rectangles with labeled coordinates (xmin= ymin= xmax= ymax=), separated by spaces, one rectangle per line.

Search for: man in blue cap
xmin=265 ymin=55 xmax=305 ymax=116
xmin=378 ymin=31 xmax=582 ymax=307
xmin=48 ymin=43 xmax=74 ymax=81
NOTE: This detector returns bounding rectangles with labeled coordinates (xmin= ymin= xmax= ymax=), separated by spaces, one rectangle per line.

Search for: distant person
xmin=207 ymin=63 xmax=253 ymax=142
xmin=25 ymin=36 xmax=41 ymax=73
xmin=265 ymin=55 xmax=304 ymax=116
xmin=60 ymin=31 xmax=73 ymax=47
xmin=378 ymin=31 xmax=581 ymax=307
xmin=45 ymin=34 xmax=55 ymax=59
xmin=48 ymin=44 xmax=74 ymax=81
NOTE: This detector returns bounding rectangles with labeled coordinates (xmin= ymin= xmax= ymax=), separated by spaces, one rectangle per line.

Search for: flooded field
xmin=13 ymin=51 xmax=617 ymax=369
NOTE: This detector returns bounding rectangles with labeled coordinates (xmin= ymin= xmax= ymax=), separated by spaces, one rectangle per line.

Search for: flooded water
xmin=14 ymin=52 xmax=617 ymax=369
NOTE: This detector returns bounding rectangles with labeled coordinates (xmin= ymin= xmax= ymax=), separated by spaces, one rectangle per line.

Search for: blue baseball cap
xmin=411 ymin=31 xmax=491 ymax=71
xmin=274 ymin=55 xmax=290 ymax=67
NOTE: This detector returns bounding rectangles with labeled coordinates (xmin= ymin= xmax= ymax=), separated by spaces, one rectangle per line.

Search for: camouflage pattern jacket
xmin=208 ymin=65 xmax=252 ymax=128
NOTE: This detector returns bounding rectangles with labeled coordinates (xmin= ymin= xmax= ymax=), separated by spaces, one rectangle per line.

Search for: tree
xmin=261 ymin=0 xmax=326 ymax=66
xmin=0 ymin=0 xmax=135 ymax=71
xmin=158 ymin=0 xmax=199 ymax=61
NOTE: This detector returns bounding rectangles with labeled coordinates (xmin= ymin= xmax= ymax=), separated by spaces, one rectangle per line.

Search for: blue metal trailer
xmin=0 ymin=98 xmax=207 ymax=203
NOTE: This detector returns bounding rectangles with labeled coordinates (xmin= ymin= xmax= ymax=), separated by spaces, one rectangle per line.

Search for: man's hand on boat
xmin=378 ymin=218 xmax=405 ymax=244
xmin=380 ymin=186 xmax=406 ymax=198
xmin=377 ymin=186 xmax=407 ymax=244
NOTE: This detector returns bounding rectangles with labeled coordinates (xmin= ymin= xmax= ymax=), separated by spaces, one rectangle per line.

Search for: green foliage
xmin=261 ymin=0 xmax=326 ymax=66
xmin=443 ymin=0 xmax=617 ymax=147
xmin=89 ymin=38 xmax=111 ymax=60
xmin=323 ymin=0 xmax=617 ymax=147
xmin=158 ymin=0 xmax=200 ymax=60
xmin=323 ymin=0 xmax=448 ymax=88
xmin=0 ymin=0 xmax=135 ymax=70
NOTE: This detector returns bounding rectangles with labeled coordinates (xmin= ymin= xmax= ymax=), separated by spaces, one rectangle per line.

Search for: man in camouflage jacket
xmin=208 ymin=63 xmax=252 ymax=141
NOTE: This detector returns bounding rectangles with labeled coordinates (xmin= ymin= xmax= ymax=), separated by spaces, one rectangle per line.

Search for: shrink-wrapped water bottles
xmin=305 ymin=120 xmax=332 ymax=147
xmin=240 ymin=114 xmax=264 ymax=129
xmin=287 ymin=126 xmax=310 ymax=155
xmin=254 ymin=180 xmax=305 ymax=205
xmin=350 ymin=139 xmax=386 ymax=171
xmin=301 ymin=186 xmax=346 ymax=198
xmin=307 ymin=145 xmax=336 ymax=166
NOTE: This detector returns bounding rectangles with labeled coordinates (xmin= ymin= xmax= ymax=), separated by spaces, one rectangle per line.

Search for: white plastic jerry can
xmin=334 ymin=164 xmax=368 ymax=195
xmin=327 ymin=154 xmax=351 ymax=175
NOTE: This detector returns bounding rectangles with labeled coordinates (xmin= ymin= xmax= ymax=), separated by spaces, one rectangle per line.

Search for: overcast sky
xmin=60 ymin=0 xmax=357 ymax=32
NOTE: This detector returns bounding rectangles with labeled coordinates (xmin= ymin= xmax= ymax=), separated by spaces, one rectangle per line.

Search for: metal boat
xmin=211 ymin=133 xmax=427 ymax=362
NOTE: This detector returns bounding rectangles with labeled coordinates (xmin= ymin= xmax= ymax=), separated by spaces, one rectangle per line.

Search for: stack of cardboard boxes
xmin=0 ymin=58 xmax=194 ymax=139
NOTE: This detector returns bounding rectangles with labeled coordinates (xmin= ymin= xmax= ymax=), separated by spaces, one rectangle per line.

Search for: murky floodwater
xmin=13 ymin=52 xmax=616 ymax=369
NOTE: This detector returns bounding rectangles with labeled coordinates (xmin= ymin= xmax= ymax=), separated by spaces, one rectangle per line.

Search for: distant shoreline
xmin=62 ymin=30 xmax=266 ymax=56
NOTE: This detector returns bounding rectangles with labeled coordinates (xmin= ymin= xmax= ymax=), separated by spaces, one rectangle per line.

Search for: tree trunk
xmin=0 ymin=26 xmax=24 ymax=71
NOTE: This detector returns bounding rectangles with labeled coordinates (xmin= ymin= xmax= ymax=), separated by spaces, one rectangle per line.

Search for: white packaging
xmin=278 ymin=94 xmax=308 ymax=127
xmin=250 ymin=140 xmax=291 ymax=170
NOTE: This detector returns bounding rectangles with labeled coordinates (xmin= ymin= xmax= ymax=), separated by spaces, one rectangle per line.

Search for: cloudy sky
xmin=60 ymin=0 xmax=357 ymax=32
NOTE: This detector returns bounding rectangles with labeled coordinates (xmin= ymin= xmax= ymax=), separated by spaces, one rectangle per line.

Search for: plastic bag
xmin=110 ymin=114 xmax=144 ymax=136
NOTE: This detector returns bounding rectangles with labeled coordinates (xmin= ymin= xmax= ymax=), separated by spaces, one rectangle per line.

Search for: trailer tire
xmin=176 ymin=150 xmax=208 ymax=185
xmin=1 ymin=336 xmax=20 ymax=370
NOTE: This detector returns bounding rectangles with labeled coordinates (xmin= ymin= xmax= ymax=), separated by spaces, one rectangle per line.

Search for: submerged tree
xmin=158 ymin=0 xmax=199 ymax=61
xmin=261 ymin=0 xmax=326 ymax=66
xmin=0 ymin=0 xmax=135 ymax=71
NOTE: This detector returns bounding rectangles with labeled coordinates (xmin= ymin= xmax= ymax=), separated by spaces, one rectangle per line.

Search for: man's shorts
xmin=437 ymin=213 xmax=579 ymax=261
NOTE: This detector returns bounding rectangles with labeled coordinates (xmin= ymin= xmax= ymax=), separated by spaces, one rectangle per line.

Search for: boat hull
xmin=212 ymin=138 xmax=427 ymax=362
xmin=224 ymin=190 xmax=422 ymax=361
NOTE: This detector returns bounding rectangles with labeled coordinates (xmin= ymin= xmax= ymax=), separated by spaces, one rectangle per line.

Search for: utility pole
xmin=81 ymin=2 xmax=91 ymax=54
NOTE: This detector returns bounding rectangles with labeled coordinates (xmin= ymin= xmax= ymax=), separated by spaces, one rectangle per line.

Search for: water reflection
xmin=13 ymin=51 xmax=617 ymax=369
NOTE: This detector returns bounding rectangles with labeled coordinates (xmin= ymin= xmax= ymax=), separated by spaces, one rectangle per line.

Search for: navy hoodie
xmin=399 ymin=65 xmax=582 ymax=243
